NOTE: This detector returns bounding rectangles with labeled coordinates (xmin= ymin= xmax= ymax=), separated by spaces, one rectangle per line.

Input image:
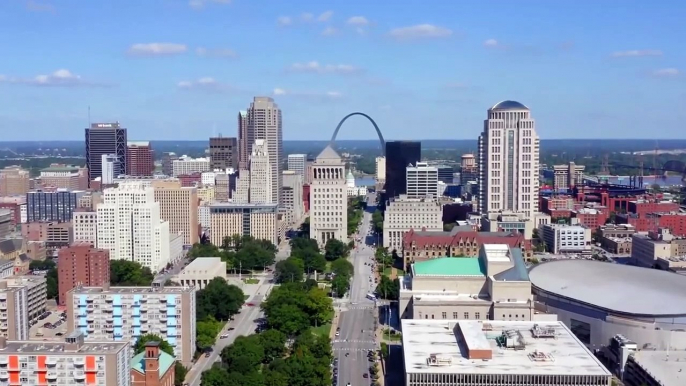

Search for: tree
xmin=133 ymin=334 xmax=174 ymax=356
xmin=292 ymin=248 xmax=326 ymax=273
xmin=324 ymin=239 xmax=348 ymax=261
xmin=262 ymin=283 xmax=333 ymax=335
xmin=330 ymin=258 xmax=354 ymax=278
xmin=196 ymin=316 xmax=223 ymax=350
xmin=234 ymin=242 xmax=276 ymax=270
xmin=110 ymin=260 xmax=154 ymax=286
xmin=372 ymin=209 xmax=384 ymax=234
xmin=174 ymin=362 xmax=187 ymax=386
xmin=375 ymin=275 xmax=399 ymax=300
xmin=331 ymin=275 xmax=350 ymax=298
xmin=196 ymin=278 xmax=245 ymax=321
xmin=290 ymin=237 xmax=319 ymax=253
xmin=303 ymin=288 xmax=334 ymax=327
xmin=200 ymin=366 xmax=230 ymax=386
xmin=258 ymin=329 xmax=287 ymax=362
xmin=274 ymin=258 xmax=304 ymax=283
xmin=46 ymin=268 xmax=58 ymax=301
xmin=266 ymin=304 xmax=311 ymax=336
xmin=29 ymin=260 xmax=56 ymax=271
xmin=187 ymin=242 xmax=220 ymax=261
xmin=221 ymin=334 xmax=264 ymax=374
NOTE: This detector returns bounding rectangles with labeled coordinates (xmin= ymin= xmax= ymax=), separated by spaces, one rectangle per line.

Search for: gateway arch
xmin=329 ymin=112 xmax=386 ymax=155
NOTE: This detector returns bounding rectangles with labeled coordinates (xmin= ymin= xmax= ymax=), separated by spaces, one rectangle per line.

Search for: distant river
xmin=356 ymin=176 xmax=376 ymax=186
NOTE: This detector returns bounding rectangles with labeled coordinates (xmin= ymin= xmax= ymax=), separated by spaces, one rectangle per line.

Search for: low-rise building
xmin=38 ymin=164 xmax=88 ymax=190
xmin=0 ymin=330 xmax=132 ymax=386
xmin=172 ymin=257 xmax=226 ymax=289
xmin=481 ymin=211 xmax=545 ymax=240
xmin=402 ymin=227 xmax=532 ymax=268
xmin=384 ymin=195 xmax=443 ymax=254
xmin=131 ymin=341 xmax=176 ymax=386
xmin=540 ymin=223 xmax=592 ymax=254
xmin=0 ymin=209 xmax=11 ymax=240
xmin=172 ymin=156 xmax=211 ymax=177
xmin=632 ymin=228 xmax=686 ymax=268
xmin=624 ymin=350 xmax=685 ymax=386
xmin=572 ymin=207 xmax=608 ymax=229
xmin=22 ymin=222 xmax=73 ymax=248
xmin=1 ymin=276 xmax=47 ymax=322
xmin=209 ymin=202 xmax=279 ymax=246
xmin=66 ymin=284 xmax=197 ymax=366
xmin=399 ymin=245 xmax=534 ymax=321
xmin=553 ymin=162 xmax=585 ymax=190
xmin=400 ymin=319 xmax=611 ymax=386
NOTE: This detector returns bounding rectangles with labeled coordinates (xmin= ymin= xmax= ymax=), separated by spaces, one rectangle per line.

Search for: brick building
xmin=177 ymin=173 xmax=202 ymax=187
xmin=402 ymin=227 xmax=532 ymax=268
xmin=127 ymin=141 xmax=155 ymax=177
xmin=572 ymin=208 xmax=608 ymax=229
xmin=130 ymin=342 xmax=176 ymax=386
xmin=57 ymin=242 xmax=110 ymax=306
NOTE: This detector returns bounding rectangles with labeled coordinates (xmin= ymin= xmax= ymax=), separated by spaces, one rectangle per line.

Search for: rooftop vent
xmin=528 ymin=350 xmax=555 ymax=362
xmin=427 ymin=354 xmax=452 ymax=367
xmin=531 ymin=324 xmax=557 ymax=339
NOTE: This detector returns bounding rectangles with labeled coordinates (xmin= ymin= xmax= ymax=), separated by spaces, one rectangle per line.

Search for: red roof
xmin=403 ymin=229 xmax=530 ymax=250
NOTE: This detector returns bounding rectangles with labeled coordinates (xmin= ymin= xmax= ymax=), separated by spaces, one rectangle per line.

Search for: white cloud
xmin=178 ymin=77 xmax=234 ymax=92
xmin=652 ymin=68 xmax=680 ymax=77
xmin=277 ymin=16 xmax=292 ymax=26
xmin=196 ymin=47 xmax=237 ymax=58
xmin=317 ymin=11 xmax=333 ymax=22
xmin=288 ymin=61 xmax=362 ymax=75
xmin=300 ymin=13 xmax=314 ymax=22
xmin=484 ymin=39 xmax=500 ymax=48
xmin=127 ymin=43 xmax=187 ymax=56
xmin=189 ymin=0 xmax=231 ymax=9
xmin=272 ymin=88 xmax=342 ymax=99
xmin=388 ymin=24 xmax=453 ymax=39
xmin=321 ymin=27 xmax=338 ymax=36
xmin=347 ymin=16 xmax=370 ymax=26
xmin=0 ymin=69 xmax=108 ymax=87
xmin=611 ymin=50 xmax=663 ymax=58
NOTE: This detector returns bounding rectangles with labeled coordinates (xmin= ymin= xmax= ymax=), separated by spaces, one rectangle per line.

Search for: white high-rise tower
xmin=478 ymin=100 xmax=539 ymax=219
xmin=245 ymin=97 xmax=282 ymax=205
xmin=249 ymin=139 xmax=272 ymax=204
xmin=96 ymin=181 xmax=171 ymax=272
xmin=310 ymin=145 xmax=347 ymax=247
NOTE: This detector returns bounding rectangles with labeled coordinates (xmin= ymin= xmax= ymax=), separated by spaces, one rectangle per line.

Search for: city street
xmin=335 ymin=193 xmax=380 ymax=386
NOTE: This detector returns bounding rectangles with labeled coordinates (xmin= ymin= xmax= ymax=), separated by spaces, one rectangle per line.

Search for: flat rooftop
xmin=401 ymin=320 xmax=610 ymax=376
xmin=529 ymin=259 xmax=686 ymax=316
xmin=180 ymin=257 xmax=224 ymax=271
xmin=631 ymin=350 xmax=686 ymax=386
xmin=72 ymin=285 xmax=194 ymax=294
xmin=0 ymin=341 xmax=127 ymax=354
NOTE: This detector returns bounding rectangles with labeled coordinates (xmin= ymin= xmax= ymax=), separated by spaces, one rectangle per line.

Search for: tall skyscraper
xmin=126 ymin=141 xmax=154 ymax=177
xmin=85 ymin=122 xmax=127 ymax=185
xmin=237 ymin=110 xmax=249 ymax=169
xmin=245 ymin=97 xmax=282 ymax=205
xmin=310 ymin=145 xmax=347 ymax=247
xmin=152 ymin=180 xmax=199 ymax=246
xmin=385 ymin=141 xmax=421 ymax=198
xmin=406 ymin=162 xmax=439 ymax=198
xmin=96 ymin=182 xmax=171 ymax=272
xmin=287 ymin=154 xmax=307 ymax=177
xmin=209 ymin=136 xmax=238 ymax=170
xmin=478 ymin=100 xmax=540 ymax=218
xmin=249 ymin=140 xmax=273 ymax=204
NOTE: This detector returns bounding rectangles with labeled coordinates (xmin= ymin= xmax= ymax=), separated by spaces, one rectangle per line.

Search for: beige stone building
xmin=553 ymin=162 xmax=585 ymax=190
xmin=399 ymin=244 xmax=534 ymax=321
xmin=632 ymin=228 xmax=686 ymax=269
xmin=209 ymin=202 xmax=278 ymax=246
xmin=152 ymin=180 xmax=199 ymax=246
xmin=383 ymin=195 xmax=443 ymax=253
xmin=172 ymin=257 xmax=226 ymax=289
xmin=0 ymin=166 xmax=30 ymax=197
xmin=309 ymin=146 xmax=348 ymax=247
xmin=0 ymin=331 xmax=132 ymax=386
xmin=1 ymin=276 xmax=47 ymax=325
xmin=38 ymin=164 xmax=88 ymax=190
xmin=73 ymin=210 xmax=98 ymax=245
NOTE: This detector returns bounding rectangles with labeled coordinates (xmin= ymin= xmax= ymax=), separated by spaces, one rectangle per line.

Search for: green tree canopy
xmin=200 ymin=365 xmax=230 ymax=386
xmin=133 ymin=334 xmax=174 ymax=356
xmin=196 ymin=316 xmax=223 ymax=350
xmin=110 ymin=260 xmax=154 ymax=286
xmin=292 ymin=248 xmax=326 ymax=273
xmin=330 ymin=258 xmax=354 ymax=278
xmin=234 ymin=242 xmax=276 ymax=270
xmin=258 ymin=329 xmax=287 ymax=362
xmin=174 ymin=362 xmax=187 ymax=386
xmin=274 ymin=258 xmax=304 ymax=283
xmin=29 ymin=260 xmax=56 ymax=271
xmin=261 ymin=283 xmax=333 ymax=335
xmin=375 ymin=275 xmax=400 ymax=300
xmin=187 ymin=242 xmax=220 ymax=261
xmin=289 ymin=237 xmax=319 ymax=253
xmin=196 ymin=278 xmax=245 ymax=321
xmin=220 ymin=334 xmax=265 ymax=374
xmin=331 ymin=275 xmax=350 ymax=298
xmin=324 ymin=238 xmax=348 ymax=261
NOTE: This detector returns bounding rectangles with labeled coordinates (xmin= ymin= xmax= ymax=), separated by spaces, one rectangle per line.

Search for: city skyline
xmin=0 ymin=0 xmax=684 ymax=140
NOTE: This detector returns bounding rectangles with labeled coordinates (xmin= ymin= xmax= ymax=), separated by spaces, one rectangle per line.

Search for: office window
xmin=464 ymin=312 xmax=469 ymax=319
xmin=441 ymin=312 xmax=447 ymax=319
xmin=475 ymin=312 xmax=481 ymax=320
xmin=452 ymin=312 xmax=458 ymax=319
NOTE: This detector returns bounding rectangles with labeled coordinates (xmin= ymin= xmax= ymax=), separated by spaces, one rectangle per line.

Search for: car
xmin=220 ymin=334 xmax=229 ymax=339
xmin=363 ymin=373 xmax=369 ymax=378
xmin=245 ymin=302 xmax=255 ymax=307
xmin=56 ymin=332 xmax=64 ymax=337
xmin=335 ymin=331 xmax=340 ymax=337
xmin=228 ymin=327 xmax=235 ymax=331
xmin=205 ymin=352 xmax=211 ymax=358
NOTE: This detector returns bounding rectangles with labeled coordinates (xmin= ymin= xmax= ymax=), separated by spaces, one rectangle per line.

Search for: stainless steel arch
xmin=330 ymin=112 xmax=386 ymax=155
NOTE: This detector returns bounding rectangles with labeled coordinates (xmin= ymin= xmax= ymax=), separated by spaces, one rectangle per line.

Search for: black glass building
xmin=385 ymin=141 xmax=421 ymax=198
xmin=85 ymin=122 xmax=128 ymax=186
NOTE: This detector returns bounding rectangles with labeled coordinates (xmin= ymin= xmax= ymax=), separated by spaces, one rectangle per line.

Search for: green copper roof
xmin=130 ymin=351 xmax=175 ymax=377
xmin=413 ymin=257 xmax=486 ymax=276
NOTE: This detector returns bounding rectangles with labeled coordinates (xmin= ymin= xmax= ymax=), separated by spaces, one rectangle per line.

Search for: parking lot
xmin=29 ymin=308 xmax=68 ymax=341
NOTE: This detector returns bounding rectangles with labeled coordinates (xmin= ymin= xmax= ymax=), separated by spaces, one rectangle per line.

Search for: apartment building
xmin=66 ymin=285 xmax=197 ymax=366
xmin=540 ymin=223 xmax=592 ymax=254
xmin=209 ymin=136 xmax=238 ymax=170
xmin=209 ymin=203 xmax=278 ymax=246
xmin=406 ymin=162 xmax=439 ymax=198
xmin=172 ymin=156 xmax=210 ymax=177
xmin=0 ymin=166 xmax=30 ymax=197
xmin=0 ymin=331 xmax=132 ymax=386
xmin=26 ymin=189 xmax=85 ymax=222
xmin=97 ymin=182 xmax=171 ymax=272
xmin=73 ymin=210 xmax=98 ymax=245
xmin=553 ymin=162 xmax=585 ymax=190
xmin=0 ymin=282 xmax=30 ymax=340
xmin=152 ymin=180 xmax=199 ymax=246
xmin=375 ymin=156 xmax=386 ymax=182
xmin=281 ymin=171 xmax=304 ymax=226
xmin=57 ymin=243 xmax=110 ymax=306
xmin=631 ymin=228 xmax=686 ymax=268
xmin=383 ymin=195 xmax=443 ymax=253
xmin=309 ymin=146 xmax=347 ymax=247
xmin=287 ymin=154 xmax=307 ymax=177
xmin=0 ymin=210 xmax=10 ymax=240
xmin=1 ymin=277 xmax=47 ymax=323
xmin=126 ymin=142 xmax=154 ymax=177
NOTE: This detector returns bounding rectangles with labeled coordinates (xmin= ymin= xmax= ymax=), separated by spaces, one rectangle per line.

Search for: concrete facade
xmin=57 ymin=243 xmax=110 ymax=306
xmin=152 ymin=180 xmax=199 ymax=246
xmin=172 ymin=257 xmax=226 ymax=289
xmin=383 ymin=195 xmax=443 ymax=253
xmin=244 ymin=97 xmax=283 ymax=205
xmin=209 ymin=203 xmax=278 ymax=246
xmin=309 ymin=146 xmax=347 ymax=248
xmin=540 ymin=223 xmax=592 ymax=254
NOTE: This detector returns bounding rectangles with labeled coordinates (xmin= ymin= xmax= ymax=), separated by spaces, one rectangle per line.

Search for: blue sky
xmin=0 ymin=0 xmax=684 ymax=141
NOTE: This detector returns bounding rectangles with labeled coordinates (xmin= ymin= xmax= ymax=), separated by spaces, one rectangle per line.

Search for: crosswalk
xmin=334 ymin=347 xmax=376 ymax=352
xmin=332 ymin=339 xmax=376 ymax=344
xmin=342 ymin=305 xmax=375 ymax=310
